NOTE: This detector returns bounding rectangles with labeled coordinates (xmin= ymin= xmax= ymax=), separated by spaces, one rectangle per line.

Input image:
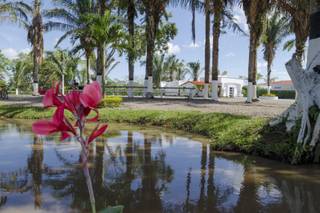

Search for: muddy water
xmin=0 ymin=121 xmax=320 ymax=213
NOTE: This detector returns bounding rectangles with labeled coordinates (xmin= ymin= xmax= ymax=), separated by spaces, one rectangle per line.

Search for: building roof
xmin=271 ymin=80 xmax=292 ymax=85
xmin=181 ymin=81 xmax=206 ymax=86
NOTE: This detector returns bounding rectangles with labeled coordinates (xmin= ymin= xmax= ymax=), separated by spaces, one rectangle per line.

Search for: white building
xmin=160 ymin=76 xmax=246 ymax=98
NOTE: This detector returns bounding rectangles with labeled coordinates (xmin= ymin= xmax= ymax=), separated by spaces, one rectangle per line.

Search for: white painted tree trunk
xmin=267 ymin=86 xmax=271 ymax=94
xmin=146 ymin=76 xmax=153 ymax=98
xmin=32 ymin=83 xmax=39 ymax=96
xmin=128 ymin=80 xmax=134 ymax=98
xmin=144 ymin=79 xmax=148 ymax=97
xmin=252 ymin=85 xmax=257 ymax=99
xmin=246 ymin=82 xmax=253 ymax=103
xmin=211 ymin=80 xmax=219 ymax=101
xmin=203 ymin=84 xmax=209 ymax=99
xmin=270 ymin=55 xmax=320 ymax=147
xmin=15 ymin=88 xmax=19 ymax=96
xmin=61 ymin=74 xmax=65 ymax=95
xmin=96 ymin=75 xmax=103 ymax=86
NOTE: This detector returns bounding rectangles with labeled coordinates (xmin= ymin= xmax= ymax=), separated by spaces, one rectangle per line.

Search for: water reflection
xmin=0 ymin=122 xmax=320 ymax=212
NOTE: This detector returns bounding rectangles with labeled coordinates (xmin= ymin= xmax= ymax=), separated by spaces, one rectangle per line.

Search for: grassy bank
xmin=0 ymin=106 xmax=296 ymax=162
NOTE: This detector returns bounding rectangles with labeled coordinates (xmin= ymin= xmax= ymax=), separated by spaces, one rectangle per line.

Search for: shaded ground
xmin=0 ymin=95 xmax=293 ymax=118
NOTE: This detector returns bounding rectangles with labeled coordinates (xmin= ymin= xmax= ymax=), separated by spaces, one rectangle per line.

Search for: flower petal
xmin=60 ymin=132 xmax=71 ymax=141
xmin=87 ymin=124 xmax=108 ymax=144
xmin=80 ymin=81 xmax=102 ymax=108
xmin=64 ymin=91 xmax=81 ymax=114
xmin=32 ymin=120 xmax=58 ymax=135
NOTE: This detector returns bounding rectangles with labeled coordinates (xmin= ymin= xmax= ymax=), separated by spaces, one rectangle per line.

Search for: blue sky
xmin=0 ymin=1 xmax=295 ymax=82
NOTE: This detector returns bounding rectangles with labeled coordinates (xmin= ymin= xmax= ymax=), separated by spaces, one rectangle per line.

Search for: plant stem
xmin=77 ymin=120 xmax=96 ymax=213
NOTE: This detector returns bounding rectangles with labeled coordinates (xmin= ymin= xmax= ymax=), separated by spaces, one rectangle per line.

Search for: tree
xmin=166 ymin=55 xmax=185 ymax=81
xmin=261 ymin=12 xmax=289 ymax=94
xmin=271 ymin=0 xmax=320 ymax=164
xmin=17 ymin=0 xmax=44 ymax=95
xmin=10 ymin=53 xmax=33 ymax=95
xmin=46 ymin=50 xmax=81 ymax=95
xmin=203 ymin=0 xmax=211 ymax=99
xmin=83 ymin=10 xmax=124 ymax=95
xmin=241 ymin=0 xmax=271 ymax=103
xmin=142 ymin=0 xmax=170 ymax=98
xmin=186 ymin=61 xmax=201 ymax=81
xmin=275 ymin=0 xmax=311 ymax=64
xmin=45 ymin=0 xmax=96 ymax=85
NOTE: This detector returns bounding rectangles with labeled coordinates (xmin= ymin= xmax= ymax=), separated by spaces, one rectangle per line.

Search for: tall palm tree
xmin=241 ymin=0 xmax=270 ymax=103
xmin=45 ymin=0 xmax=96 ymax=85
xmin=262 ymin=12 xmax=289 ymax=94
xmin=142 ymin=0 xmax=169 ymax=98
xmin=186 ymin=61 xmax=201 ymax=81
xmin=276 ymin=0 xmax=311 ymax=64
xmin=211 ymin=0 xmax=244 ymax=101
xmin=203 ymin=0 xmax=211 ymax=99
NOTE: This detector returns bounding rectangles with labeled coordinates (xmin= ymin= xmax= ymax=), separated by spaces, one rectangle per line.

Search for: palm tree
xmin=84 ymin=11 xmax=124 ymax=95
xmin=45 ymin=0 xmax=96 ymax=85
xmin=276 ymin=0 xmax=311 ymax=64
xmin=166 ymin=55 xmax=185 ymax=81
xmin=241 ymin=0 xmax=271 ymax=103
xmin=211 ymin=0 xmax=244 ymax=101
xmin=17 ymin=0 xmax=44 ymax=95
xmin=261 ymin=12 xmax=289 ymax=94
xmin=142 ymin=0 xmax=170 ymax=98
xmin=186 ymin=61 xmax=201 ymax=81
xmin=203 ymin=0 xmax=211 ymax=99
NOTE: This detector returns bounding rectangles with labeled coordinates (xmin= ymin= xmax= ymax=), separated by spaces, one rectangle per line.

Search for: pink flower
xmin=43 ymin=83 xmax=63 ymax=107
xmin=87 ymin=124 xmax=108 ymax=145
xmin=80 ymin=82 xmax=102 ymax=108
xmin=32 ymin=107 xmax=76 ymax=140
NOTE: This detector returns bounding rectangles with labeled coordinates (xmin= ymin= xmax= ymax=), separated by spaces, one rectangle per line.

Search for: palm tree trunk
xmin=32 ymin=0 xmax=43 ymax=96
xmin=267 ymin=63 xmax=271 ymax=94
xmin=247 ymin=31 xmax=257 ymax=103
xmin=97 ymin=45 xmax=105 ymax=96
xmin=204 ymin=0 xmax=210 ymax=99
xmin=145 ymin=7 xmax=156 ymax=98
xmin=128 ymin=0 xmax=135 ymax=98
xmin=211 ymin=4 xmax=221 ymax=101
xmin=86 ymin=55 xmax=90 ymax=84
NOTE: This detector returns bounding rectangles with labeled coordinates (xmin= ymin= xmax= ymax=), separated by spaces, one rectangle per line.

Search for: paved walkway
xmin=0 ymin=95 xmax=294 ymax=118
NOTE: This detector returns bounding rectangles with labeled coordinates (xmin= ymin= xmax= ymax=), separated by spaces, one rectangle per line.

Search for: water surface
xmin=0 ymin=121 xmax=320 ymax=213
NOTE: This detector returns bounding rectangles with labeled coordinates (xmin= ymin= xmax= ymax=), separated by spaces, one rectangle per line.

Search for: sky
xmin=0 ymin=0 xmax=296 ymax=83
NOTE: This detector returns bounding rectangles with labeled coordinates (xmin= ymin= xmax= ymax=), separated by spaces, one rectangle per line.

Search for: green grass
xmin=0 ymin=105 xmax=297 ymax=163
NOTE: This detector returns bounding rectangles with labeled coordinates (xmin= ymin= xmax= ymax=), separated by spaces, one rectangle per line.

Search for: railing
xmin=105 ymin=86 xmax=197 ymax=99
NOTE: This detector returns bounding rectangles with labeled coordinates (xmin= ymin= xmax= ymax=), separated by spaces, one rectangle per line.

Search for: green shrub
xmin=99 ymin=96 xmax=123 ymax=108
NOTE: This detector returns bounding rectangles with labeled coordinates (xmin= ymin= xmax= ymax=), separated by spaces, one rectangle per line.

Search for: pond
xmin=0 ymin=121 xmax=320 ymax=213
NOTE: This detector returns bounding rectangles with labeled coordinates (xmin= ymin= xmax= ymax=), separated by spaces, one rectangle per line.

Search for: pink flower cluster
xmin=32 ymin=82 xmax=108 ymax=145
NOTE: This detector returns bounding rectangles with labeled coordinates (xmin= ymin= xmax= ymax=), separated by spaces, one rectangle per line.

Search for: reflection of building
xmin=271 ymin=80 xmax=294 ymax=91
xmin=161 ymin=76 xmax=246 ymax=98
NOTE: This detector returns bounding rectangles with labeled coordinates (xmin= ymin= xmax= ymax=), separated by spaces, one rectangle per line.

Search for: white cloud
xmin=167 ymin=42 xmax=181 ymax=54
xmin=225 ymin=52 xmax=235 ymax=57
xmin=1 ymin=47 xmax=31 ymax=59
xmin=183 ymin=42 xmax=200 ymax=48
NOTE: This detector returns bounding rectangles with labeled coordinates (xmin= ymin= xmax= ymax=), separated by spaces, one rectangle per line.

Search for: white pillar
xmin=252 ymin=84 xmax=257 ymax=99
xmin=128 ymin=80 xmax=134 ymax=98
xmin=32 ymin=83 xmax=39 ymax=96
xmin=247 ymin=82 xmax=253 ymax=103
xmin=203 ymin=84 xmax=209 ymax=99
xmin=211 ymin=80 xmax=219 ymax=101
xmin=15 ymin=88 xmax=19 ymax=96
